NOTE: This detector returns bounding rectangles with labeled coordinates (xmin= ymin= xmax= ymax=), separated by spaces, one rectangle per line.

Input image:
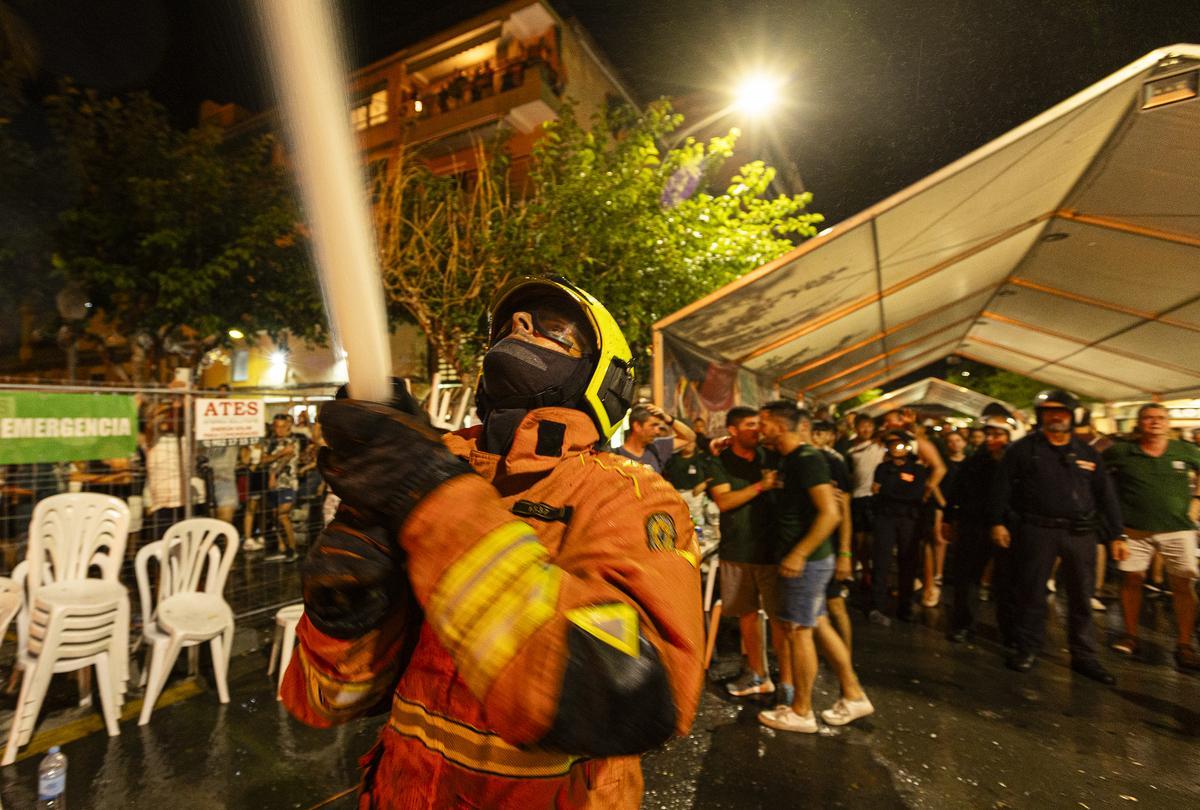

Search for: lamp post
xmin=666 ymin=72 xmax=784 ymax=147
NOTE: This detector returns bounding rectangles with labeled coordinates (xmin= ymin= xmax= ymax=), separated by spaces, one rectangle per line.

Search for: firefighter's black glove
xmin=317 ymin=398 xmax=472 ymax=525
xmin=302 ymin=503 xmax=405 ymax=639
xmin=333 ymin=377 xmax=424 ymax=416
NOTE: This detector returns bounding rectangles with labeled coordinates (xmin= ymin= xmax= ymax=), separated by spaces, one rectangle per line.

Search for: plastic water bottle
xmin=37 ymin=745 xmax=66 ymax=808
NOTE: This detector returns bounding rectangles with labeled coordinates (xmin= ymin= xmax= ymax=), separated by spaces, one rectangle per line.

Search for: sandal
xmin=1110 ymin=635 xmax=1138 ymax=656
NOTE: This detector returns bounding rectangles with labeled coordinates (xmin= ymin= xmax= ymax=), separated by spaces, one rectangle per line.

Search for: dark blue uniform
xmin=987 ymin=432 xmax=1122 ymax=664
xmin=947 ymin=449 xmax=1016 ymax=642
xmin=871 ymin=457 xmax=929 ymax=619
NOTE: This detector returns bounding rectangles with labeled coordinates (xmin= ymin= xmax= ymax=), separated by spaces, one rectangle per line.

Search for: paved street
xmin=1 ymin=593 xmax=1196 ymax=809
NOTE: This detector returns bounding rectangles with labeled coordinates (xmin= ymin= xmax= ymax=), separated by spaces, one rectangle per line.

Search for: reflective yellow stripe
xmin=428 ymin=521 xmax=543 ymax=651
xmin=389 ymin=696 xmax=580 ymax=779
xmin=427 ymin=521 xmax=561 ymax=695
xmin=456 ymin=561 xmax=561 ymax=697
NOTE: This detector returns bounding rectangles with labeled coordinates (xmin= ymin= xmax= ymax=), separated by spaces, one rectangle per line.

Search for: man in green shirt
xmin=708 ymin=407 xmax=783 ymax=699
xmin=755 ymin=400 xmax=873 ymax=734
xmin=1104 ymin=403 xmax=1200 ymax=670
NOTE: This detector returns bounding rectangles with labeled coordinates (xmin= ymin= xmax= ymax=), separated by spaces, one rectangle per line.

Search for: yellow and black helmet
xmin=483 ymin=276 xmax=636 ymax=440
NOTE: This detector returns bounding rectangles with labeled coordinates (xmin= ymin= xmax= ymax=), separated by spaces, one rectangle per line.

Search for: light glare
xmin=735 ymin=74 xmax=782 ymax=117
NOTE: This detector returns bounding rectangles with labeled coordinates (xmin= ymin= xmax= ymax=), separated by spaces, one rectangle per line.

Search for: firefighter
xmin=281 ymin=277 xmax=704 ymax=808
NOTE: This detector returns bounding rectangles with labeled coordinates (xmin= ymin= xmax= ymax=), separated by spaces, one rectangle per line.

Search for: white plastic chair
xmin=135 ymin=518 xmax=239 ymax=725
xmin=3 ymin=493 xmax=131 ymax=766
xmin=0 ymin=577 xmax=19 ymax=649
xmin=267 ymin=603 xmax=304 ymax=699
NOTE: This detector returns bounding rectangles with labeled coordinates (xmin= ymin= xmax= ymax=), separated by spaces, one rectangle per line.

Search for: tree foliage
xmin=34 ymin=83 xmax=324 ymax=380
xmin=944 ymin=360 xmax=1046 ymax=409
xmin=376 ymin=99 xmax=823 ymax=382
xmin=523 ymin=101 xmax=822 ymax=373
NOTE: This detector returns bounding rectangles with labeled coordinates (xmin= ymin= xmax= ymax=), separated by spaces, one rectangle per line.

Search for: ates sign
xmin=194 ymin=398 xmax=266 ymax=444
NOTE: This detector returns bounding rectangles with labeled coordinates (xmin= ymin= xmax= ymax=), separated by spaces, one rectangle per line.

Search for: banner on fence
xmin=194 ymin=397 xmax=266 ymax=444
xmin=0 ymin=391 xmax=138 ymax=464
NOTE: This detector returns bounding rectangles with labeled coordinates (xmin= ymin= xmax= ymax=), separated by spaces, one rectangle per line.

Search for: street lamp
xmin=667 ymin=72 xmax=785 ymax=147
xmin=734 ymin=73 xmax=783 ymax=118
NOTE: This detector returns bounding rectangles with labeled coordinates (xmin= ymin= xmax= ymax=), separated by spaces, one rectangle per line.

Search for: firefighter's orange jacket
xmin=281 ymin=407 xmax=704 ymax=808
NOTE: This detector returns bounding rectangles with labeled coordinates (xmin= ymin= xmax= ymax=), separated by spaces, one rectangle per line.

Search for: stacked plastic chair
xmin=3 ymin=493 xmax=131 ymax=766
xmin=135 ymin=518 xmax=239 ymax=725
xmin=267 ymin=603 xmax=304 ymax=699
xmin=0 ymin=576 xmax=20 ymax=655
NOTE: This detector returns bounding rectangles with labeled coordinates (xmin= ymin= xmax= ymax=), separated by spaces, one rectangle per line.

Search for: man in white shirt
xmin=847 ymin=414 xmax=886 ymax=581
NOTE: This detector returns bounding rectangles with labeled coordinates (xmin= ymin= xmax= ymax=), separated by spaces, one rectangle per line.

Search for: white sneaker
xmin=1090 ymin=596 xmax=1105 ymax=612
xmin=243 ymin=538 xmax=264 ymax=552
xmin=820 ymin=695 xmax=875 ymax=726
xmin=922 ymin=584 xmax=941 ymax=608
xmin=758 ymin=706 xmax=819 ymax=733
xmin=1046 ymin=579 xmax=1056 ymax=594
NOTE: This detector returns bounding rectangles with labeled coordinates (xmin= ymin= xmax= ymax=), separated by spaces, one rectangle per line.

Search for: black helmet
xmin=1033 ymin=389 xmax=1079 ymax=411
xmin=880 ymin=429 xmax=915 ymax=455
xmin=1033 ymin=389 xmax=1080 ymax=427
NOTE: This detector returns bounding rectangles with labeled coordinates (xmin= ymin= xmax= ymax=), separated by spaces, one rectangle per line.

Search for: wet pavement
xmin=0 ymin=592 xmax=1196 ymax=808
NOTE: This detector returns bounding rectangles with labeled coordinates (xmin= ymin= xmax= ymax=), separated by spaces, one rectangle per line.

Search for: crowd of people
xmin=0 ymin=398 xmax=329 ymax=570
xmin=624 ymin=392 xmax=1200 ymax=732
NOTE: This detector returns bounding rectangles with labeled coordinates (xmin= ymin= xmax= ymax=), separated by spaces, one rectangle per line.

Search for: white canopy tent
xmin=852 ymin=377 xmax=1017 ymax=421
xmin=653 ymin=45 xmax=1200 ymax=412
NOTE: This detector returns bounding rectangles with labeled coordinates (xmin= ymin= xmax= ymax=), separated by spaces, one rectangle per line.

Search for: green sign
xmin=0 ymin=392 xmax=138 ymax=464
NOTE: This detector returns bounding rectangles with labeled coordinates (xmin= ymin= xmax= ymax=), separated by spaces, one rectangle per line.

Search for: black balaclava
xmin=480 ymin=337 xmax=591 ymax=454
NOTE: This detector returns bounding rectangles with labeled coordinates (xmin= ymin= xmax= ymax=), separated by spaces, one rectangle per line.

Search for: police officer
xmin=987 ymin=390 xmax=1128 ymax=684
xmin=868 ymin=430 xmax=929 ymax=626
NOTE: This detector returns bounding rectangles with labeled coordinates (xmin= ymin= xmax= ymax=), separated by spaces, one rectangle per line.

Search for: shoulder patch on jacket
xmin=645 ymin=512 xmax=677 ymax=552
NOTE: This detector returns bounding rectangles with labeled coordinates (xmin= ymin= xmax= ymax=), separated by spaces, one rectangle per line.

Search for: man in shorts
xmin=263 ymin=413 xmax=302 ymax=562
xmin=756 ymin=401 xmax=873 ymax=733
xmin=1104 ymin=403 xmax=1200 ymax=670
xmin=708 ymin=407 xmax=782 ymax=700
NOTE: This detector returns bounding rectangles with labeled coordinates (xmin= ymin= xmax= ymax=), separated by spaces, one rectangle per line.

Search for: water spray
xmin=257 ymin=0 xmax=393 ymax=403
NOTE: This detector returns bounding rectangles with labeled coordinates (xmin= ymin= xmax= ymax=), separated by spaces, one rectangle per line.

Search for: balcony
xmin=405 ymin=63 xmax=561 ymax=146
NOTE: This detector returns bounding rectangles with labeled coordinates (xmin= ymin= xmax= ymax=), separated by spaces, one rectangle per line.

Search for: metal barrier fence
xmin=0 ymin=380 xmax=339 ymax=624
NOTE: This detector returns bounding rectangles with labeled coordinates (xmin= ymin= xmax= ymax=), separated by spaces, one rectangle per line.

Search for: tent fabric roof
xmin=654 ymin=45 xmax=1200 ymax=405
xmin=851 ymin=377 xmax=1015 ymax=420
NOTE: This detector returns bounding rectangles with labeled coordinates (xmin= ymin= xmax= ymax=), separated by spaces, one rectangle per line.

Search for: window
xmin=351 ymin=87 xmax=388 ymax=130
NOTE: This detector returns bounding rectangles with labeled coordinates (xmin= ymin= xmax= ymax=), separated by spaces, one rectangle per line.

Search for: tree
xmin=522 ymin=100 xmax=822 ymax=375
xmin=944 ymin=360 xmax=1047 ymax=409
xmin=44 ymin=83 xmax=325 ymax=381
xmin=376 ymin=99 xmax=823 ymax=390
xmin=840 ymin=388 xmax=885 ymax=411
xmin=376 ymin=142 xmax=522 ymax=386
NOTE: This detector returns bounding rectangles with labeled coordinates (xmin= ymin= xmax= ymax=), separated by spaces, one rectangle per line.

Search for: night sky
xmin=12 ymin=0 xmax=1199 ymax=227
